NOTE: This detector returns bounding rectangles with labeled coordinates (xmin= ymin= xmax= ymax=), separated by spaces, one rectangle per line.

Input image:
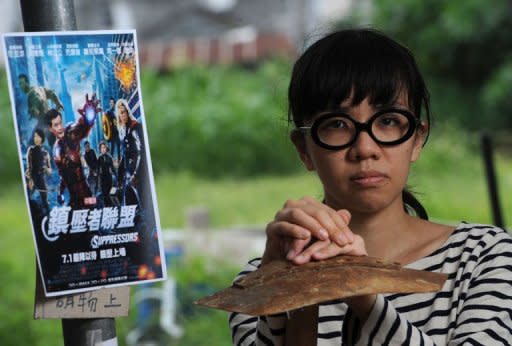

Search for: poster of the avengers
xmin=3 ymin=30 xmax=166 ymax=296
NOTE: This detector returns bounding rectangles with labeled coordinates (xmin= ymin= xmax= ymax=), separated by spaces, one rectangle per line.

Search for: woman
xmin=229 ymin=29 xmax=512 ymax=345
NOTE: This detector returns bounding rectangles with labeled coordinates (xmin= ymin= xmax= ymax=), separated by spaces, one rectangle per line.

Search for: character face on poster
xmin=3 ymin=30 xmax=166 ymax=296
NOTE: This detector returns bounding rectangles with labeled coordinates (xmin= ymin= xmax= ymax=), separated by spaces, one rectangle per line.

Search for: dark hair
xmin=18 ymin=74 xmax=29 ymax=82
xmin=44 ymin=108 xmax=61 ymax=126
xmin=33 ymin=128 xmax=45 ymax=143
xmin=288 ymin=28 xmax=430 ymax=219
xmin=99 ymin=141 xmax=109 ymax=151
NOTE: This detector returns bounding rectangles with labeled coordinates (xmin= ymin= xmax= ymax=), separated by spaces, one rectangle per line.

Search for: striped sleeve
xmin=350 ymin=226 xmax=512 ymax=345
xmin=228 ymin=258 xmax=286 ymax=346
xmin=448 ymin=228 xmax=512 ymax=345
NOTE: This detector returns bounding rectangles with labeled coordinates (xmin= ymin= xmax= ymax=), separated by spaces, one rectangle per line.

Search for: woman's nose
xmin=346 ymin=130 xmax=380 ymax=161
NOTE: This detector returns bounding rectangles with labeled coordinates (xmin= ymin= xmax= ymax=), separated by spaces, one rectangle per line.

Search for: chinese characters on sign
xmin=34 ymin=279 xmax=130 ymax=319
xmin=43 ymin=205 xmax=137 ymax=241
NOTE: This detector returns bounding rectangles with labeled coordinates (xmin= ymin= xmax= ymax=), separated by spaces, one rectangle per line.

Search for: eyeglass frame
xmin=296 ymin=107 xmax=421 ymax=151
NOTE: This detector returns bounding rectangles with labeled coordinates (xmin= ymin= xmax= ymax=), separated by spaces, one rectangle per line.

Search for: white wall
xmin=0 ymin=0 xmax=22 ymax=66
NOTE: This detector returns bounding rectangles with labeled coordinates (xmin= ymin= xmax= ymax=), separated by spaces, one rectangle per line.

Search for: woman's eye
xmin=325 ymin=118 xmax=348 ymax=129
xmin=378 ymin=115 xmax=401 ymax=126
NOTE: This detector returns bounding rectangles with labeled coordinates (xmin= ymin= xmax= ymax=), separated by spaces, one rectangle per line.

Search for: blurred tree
xmin=372 ymin=0 xmax=511 ymax=85
xmin=341 ymin=0 xmax=512 ymax=130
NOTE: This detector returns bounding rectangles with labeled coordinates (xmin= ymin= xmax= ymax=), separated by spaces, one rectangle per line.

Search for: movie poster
xmin=3 ymin=30 xmax=166 ymax=296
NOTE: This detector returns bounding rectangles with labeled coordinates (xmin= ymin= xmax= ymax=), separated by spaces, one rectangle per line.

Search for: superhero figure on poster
xmin=83 ymin=140 xmax=98 ymax=196
xmin=115 ymin=98 xmax=158 ymax=273
xmin=26 ymin=128 xmax=52 ymax=213
xmin=46 ymin=94 xmax=101 ymax=209
xmin=102 ymin=97 xmax=121 ymax=160
xmin=97 ymin=141 xmax=116 ymax=207
xmin=18 ymin=74 xmax=64 ymax=147
xmin=115 ymin=99 xmax=156 ymax=221
xmin=115 ymin=99 xmax=144 ymax=208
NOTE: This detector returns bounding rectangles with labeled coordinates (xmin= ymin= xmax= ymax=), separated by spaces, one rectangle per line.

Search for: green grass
xmin=155 ymin=170 xmax=321 ymax=228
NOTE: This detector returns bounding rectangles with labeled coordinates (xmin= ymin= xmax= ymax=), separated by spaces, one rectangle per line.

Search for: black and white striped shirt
xmin=229 ymin=223 xmax=512 ymax=345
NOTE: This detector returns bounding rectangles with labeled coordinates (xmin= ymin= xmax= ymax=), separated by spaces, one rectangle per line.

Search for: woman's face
xmin=293 ymin=93 xmax=426 ymax=217
xmin=118 ymin=104 xmax=129 ymax=125
xmin=34 ymin=132 xmax=43 ymax=145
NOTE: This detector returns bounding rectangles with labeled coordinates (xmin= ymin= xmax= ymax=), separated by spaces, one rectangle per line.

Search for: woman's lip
xmin=350 ymin=171 xmax=388 ymax=185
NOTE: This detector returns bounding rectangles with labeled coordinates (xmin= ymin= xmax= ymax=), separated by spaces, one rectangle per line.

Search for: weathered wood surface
xmin=195 ymin=255 xmax=447 ymax=316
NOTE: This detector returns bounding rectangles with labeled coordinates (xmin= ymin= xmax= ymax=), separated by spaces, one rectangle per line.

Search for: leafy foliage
xmin=343 ymin=0 xmax=512 ymax=130
xmin=142 ymin=60 xmax=301 ymax=178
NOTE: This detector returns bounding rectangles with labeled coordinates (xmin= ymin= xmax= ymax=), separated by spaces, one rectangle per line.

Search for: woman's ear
xmin=290 ymin=130 xmax=315 ymax=171
xmin=411 ymin=121 xmax=428 ymax=162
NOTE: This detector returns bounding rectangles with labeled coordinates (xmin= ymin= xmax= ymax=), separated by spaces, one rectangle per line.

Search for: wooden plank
xmin=195 ymin=255 xmax=447 ymax=316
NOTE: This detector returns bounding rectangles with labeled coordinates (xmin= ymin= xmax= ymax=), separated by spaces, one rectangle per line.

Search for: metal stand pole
xmin=19 ymin=0 xmax=118 ymax=344
xmin=481 ymin=133 xmax=504 ymax=228
xmin=62 ymin=319 xmax=117 ymax=346
xmin=20 ymin=0 xmax=77 ymax=31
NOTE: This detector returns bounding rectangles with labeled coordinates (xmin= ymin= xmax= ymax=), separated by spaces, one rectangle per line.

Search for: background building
xmin=0 ymin=0 xmax=356 ymax=68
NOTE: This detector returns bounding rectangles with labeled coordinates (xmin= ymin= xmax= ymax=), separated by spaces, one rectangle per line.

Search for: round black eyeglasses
xmin=296 ymin=108 xmax=420 ymax=151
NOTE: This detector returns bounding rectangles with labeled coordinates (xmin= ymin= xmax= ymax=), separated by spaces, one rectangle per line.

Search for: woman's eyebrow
xmin=373 ymin=103 xmax=410 ymax=111
xmin=334 ymin=104 xmax=403 ymax=112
